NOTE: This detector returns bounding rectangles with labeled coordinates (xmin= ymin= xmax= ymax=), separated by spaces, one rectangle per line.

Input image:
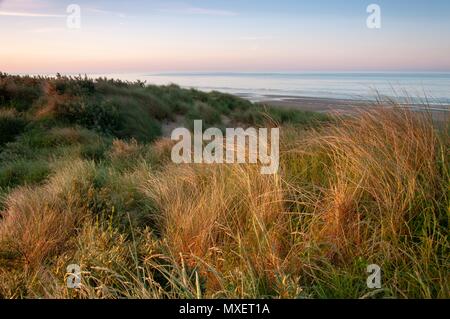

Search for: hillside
xmin=0 ymin=73 xmax=448 ymax=299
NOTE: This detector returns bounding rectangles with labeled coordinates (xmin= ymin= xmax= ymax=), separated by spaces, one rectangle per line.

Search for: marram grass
xmin=0 ymin=74 xmax=448 ymax=298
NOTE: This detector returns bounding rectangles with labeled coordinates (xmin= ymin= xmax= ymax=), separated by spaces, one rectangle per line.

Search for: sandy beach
xmin=256 ymin=95 xmax=450 ymax=121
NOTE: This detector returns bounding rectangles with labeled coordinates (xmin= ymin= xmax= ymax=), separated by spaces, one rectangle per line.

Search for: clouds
xmin=0 ymin=1 xmax=238 ymax=20
xmin=0 ymin=8 xmax=124 ymax=19
xmin=0 ymin=11 xmax=64 ymax=18
xmin=158 ymin=2 xmax=238 ymax=17
xmin=183 ymin=7 xmax=238 ymax=16
xmin=0 ymin=0 xmax=51 ymax=10
xmin=86 ymin=8 xmax=127 ymax=19
xmin=0 ymin=0 xmax=63 ymax=18
xmin=0 ymin=1 xmax=126 ymax=18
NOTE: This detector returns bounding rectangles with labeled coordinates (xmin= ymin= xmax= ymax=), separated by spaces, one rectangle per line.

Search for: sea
xmin=88 ymin=72 xmax=450 ymax=108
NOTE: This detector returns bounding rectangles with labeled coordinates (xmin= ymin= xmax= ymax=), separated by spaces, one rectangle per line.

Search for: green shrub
xmin=0 ymin=78 xmax=42 ymax=111
xmin=53 ymin=99 xmax=121 ymax=135
xmin=53 ymin=74 xmax=95 ymax=96
xmin=208 ymin=91 xmax=252 ymax=114
xmin=233 ymin=105 xmax=331 ymax=127
xmin=0 ymin=110 xmax=27 ymax=147
xmin=267 ymin=107 xmax=330 ymax=125
xmin=0 ymin=159 xmax=50 ymax=188
xmin=80 ymin=139 xmax=111 ymax=161
xmin=186 ymin=101 xmax=222 ymax=127
xmin=101 ymin=95 xmax=163 ymax=142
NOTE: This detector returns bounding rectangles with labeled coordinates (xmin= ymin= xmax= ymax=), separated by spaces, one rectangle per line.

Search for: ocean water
xmin=90 ymin=72 xmax=450 ymax=106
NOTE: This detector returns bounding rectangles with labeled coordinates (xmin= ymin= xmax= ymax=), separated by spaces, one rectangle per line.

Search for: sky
xmin=0 ymin=0 xmax=449 ymax=74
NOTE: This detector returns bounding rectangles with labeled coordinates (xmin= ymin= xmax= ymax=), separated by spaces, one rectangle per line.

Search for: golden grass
xmin=0 ymin=107 xmax=448 ymax=298
xmin=308 ymin=107 xmax=441 ymax=258
xmin=140 ymin=163 xmax=288 ymax=292
xmin=0 ymin=160 xmax=95 ymax=269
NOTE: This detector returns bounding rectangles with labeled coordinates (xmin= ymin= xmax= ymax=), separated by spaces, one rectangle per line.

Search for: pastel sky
xmin=1 ymin=0 xmax=449 ymax=73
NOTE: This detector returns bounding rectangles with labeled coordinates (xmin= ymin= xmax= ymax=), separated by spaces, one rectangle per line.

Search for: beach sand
xmin=257 ymin=96 xmax=450 ymax=122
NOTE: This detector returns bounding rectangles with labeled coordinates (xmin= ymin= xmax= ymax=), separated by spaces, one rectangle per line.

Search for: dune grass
xmin=0 ymin=74 xmax=448 ymax=299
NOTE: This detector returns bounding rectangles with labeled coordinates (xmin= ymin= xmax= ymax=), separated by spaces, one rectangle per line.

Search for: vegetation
xmin=0 ymin=73 xmax=448 ymax=299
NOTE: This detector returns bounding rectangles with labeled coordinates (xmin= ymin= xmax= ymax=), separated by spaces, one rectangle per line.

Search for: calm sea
xmin=89 ymin=72 xmax=450 ymax=106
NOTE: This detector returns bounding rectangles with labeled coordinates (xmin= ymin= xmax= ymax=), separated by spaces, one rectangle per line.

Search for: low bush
xmin=0 ymin=109 xmax=27 ymax=147
xmin=0 ymin=160 xmax=50 ymax=188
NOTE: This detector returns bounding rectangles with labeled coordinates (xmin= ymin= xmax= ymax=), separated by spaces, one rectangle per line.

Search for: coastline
xmin=250 ymin=95 xmax=450 ymax=121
